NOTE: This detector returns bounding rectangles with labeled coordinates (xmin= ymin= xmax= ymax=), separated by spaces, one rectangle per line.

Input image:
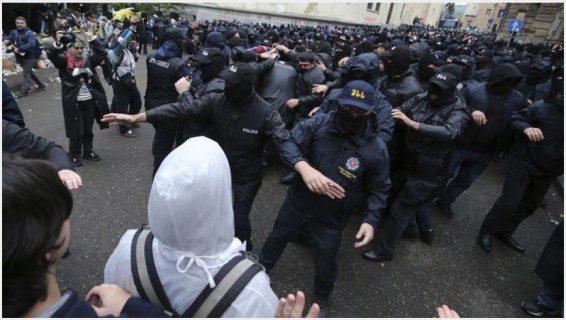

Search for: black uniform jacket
xmin=146 ymin=91 xmax=291 ymax=183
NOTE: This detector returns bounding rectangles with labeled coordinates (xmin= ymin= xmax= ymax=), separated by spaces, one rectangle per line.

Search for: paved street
xmin=4 ymin=50 xmax=563 ymax=318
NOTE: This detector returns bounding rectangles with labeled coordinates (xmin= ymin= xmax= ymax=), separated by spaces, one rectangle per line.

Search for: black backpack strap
xmin=181 ymin=254 xmax=263 ymax=318
xmin=131 ymin=226 xmax=177 ymax=315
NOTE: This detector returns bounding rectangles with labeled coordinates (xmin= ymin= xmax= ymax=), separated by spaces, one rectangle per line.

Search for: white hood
xmin=148 ymin=136 xmax=234 ymax=256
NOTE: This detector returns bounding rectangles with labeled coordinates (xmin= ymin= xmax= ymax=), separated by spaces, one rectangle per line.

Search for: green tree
xmin=444 ymin=3 xmax=456 ymax=19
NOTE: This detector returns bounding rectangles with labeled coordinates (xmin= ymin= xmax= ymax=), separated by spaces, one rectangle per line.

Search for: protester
xmin=5 ymin=16 xmax=47 ymax=98
xmin=46 ymin=28 xmax=109 ymax=167
xmin=104 ymin=136 xmax=280 ymax=317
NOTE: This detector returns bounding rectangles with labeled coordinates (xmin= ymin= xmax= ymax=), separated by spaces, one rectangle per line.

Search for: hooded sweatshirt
xmin=204 ymin=31 xmax=231 ymax=64
xmin=104 ymin=137 xmax=278 ymax=317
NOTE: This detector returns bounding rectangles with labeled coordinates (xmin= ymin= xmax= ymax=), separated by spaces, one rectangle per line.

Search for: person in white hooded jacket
xmin=104 ymin=136 xmax=279 ymax=317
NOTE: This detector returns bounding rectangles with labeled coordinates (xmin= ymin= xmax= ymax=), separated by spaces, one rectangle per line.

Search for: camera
xmin=59 ymin=32 xmax=76 ymax=45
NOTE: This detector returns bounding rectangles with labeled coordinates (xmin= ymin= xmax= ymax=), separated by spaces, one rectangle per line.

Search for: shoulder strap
xmin=182 ymin=254 xmax=263 ymax=318
xmin=131 ymin=226 xmax=177 ymax=315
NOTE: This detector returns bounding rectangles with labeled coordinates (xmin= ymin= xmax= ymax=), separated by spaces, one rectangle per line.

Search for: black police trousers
xmin=480 ymin=159 xmax=555 ymax=236
xmin=259 ymin=200 xmax=342 ymax=300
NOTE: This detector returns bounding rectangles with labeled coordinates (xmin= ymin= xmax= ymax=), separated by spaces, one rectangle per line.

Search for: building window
xmin=485 ymin=9 xmax=492 ymax=16
xmin=367 ymin=3 xmax=380 ymax=12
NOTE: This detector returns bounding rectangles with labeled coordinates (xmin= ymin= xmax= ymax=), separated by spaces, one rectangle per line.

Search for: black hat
xmin=222 ymin=62 xmax=257 ymax=85
xmin=429 ymin=72 xmax=458 ymax=90
xmin=381 ymin=45 xmax=412 ymax=61
xmin=241 ymin=50 xmax=259 ymax=63
xmin=433 ymin=63 xmax=463 ymax=83
xmin=196 ymin=47 xmax=226 ymax=65
xmin=165 ymin=28 xmax=189 ymax=45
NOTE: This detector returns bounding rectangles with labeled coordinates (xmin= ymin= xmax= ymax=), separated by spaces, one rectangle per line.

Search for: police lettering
xmin=242 ymin=128 xmax=258 ymax=134
xmin=228 ymin=65 xmax=238 ymax=73
xmin=436 ymin=73 xmax=447 ymax=80
xmin=148 ymin=57 xmax=169 ymax=68
xmin=350 ymin=89 xmax=366 ymax=99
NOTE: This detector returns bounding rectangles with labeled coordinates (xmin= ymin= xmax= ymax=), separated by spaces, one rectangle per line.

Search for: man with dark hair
xmin=259 ymin=80 xmax=391 ymax=317
xmin=2 ymin=154 xmax=168 ymax=317
xmin=101 ymin=62 xmax=292 ymax=252
xmin=5 ymin=16 xmax=47 ymax=98
xmin=274 ymin=45 xmax=325 ymax=183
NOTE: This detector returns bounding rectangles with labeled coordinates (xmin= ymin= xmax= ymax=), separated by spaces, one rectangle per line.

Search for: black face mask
xmin=427 ymin=84 xmax=456 ymax=108
xmin=200 ymin=63 xmax=224 ymax=82
xmin=335 ymin=107 xmax=371 ymax=136
xmin=417 ymin=65 xmax=436 ymax=81
xmin=225 ymin=81 xmax=254 ymax=105
xmin=383 ymin=57 xmax=410 ymax=77
xmin=486 ymin=78 xmax=517 ymax=95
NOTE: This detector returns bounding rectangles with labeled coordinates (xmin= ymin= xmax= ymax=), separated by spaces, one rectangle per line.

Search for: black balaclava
xmin=335 ymin=106 xmax=371 ymax=136
xmin=486 ymin=63 xmax=523 ymax=95
xmin=199 ymin=62 xmax=224 ymax=82
xmin=427 ymin=83 xmax=456 ymax=108
xmin=475 ymin=55 xmax=491 ymax=69
xmin=417 ymin=53 xmax=438 ymax=81
xmin=222 ymin=63 xmax=256 ymax=106
xmin=382 ymin=46 xmax=412 ymax=77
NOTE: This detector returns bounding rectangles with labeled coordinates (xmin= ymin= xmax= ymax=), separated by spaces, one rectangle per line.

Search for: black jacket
xmin=458 ymin=82 xmax=528 ymax=153
xmin=508 ymin=100 xmax=564 ymax=177
xmin=46 ymin=39 xmax=110 ymax=138
xmin=145 ymin=41 xmax=190 ymax=110
xmin=146 ymin=92 xmax=291 ymax=183
xmin=285 ymin=51 xmax=326 ymax=119
xmin=180 ymin=77 xmax=225 ymax=141
xmin=377 ymin=69 xmax=425 ymax=107
xmin=295 ymin=66 xmax=325 ymax=119
xmin=280 ymin=112 xmax=391 ymax=230
xmin=2 ymin=82 xmax=25 ymax=127
xmin=2 ymin=120 xmax=75 ymax=172
xmin=257 ymin=61 xmax=297 ymax=127
xmin=397 ymin=93 xmax=470 ymax=178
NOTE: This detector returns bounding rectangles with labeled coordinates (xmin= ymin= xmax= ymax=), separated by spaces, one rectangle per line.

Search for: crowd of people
xmin=3 ymin=5 xmax=564 ymax=318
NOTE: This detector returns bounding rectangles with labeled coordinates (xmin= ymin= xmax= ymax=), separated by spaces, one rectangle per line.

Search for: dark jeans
xmin=378 ymin=176 xmax=443 ymax=256
xmin=480 ymin=160 xmax=554 ymax=235
xmin=111 ymin=80 xmax=142 ymax=134
xmin=437 ymin=147 xmax=492 ymax=206
xmin=18 ymin=58 xmax=44 ymax=94
xmin=539 ymin=280 xmax=563 ymax=310
xmin=151 ymin=120 xmax=180 ymax=177
xmin=259 ymin=200 xmax=342 ymax=299
xmin=69 ymin=99 xmax=96 ymax=157
xmin=233 ymin=177 xmax=262 ymax=249
xmin=138 ymin=40 xmax=148 ymax=54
